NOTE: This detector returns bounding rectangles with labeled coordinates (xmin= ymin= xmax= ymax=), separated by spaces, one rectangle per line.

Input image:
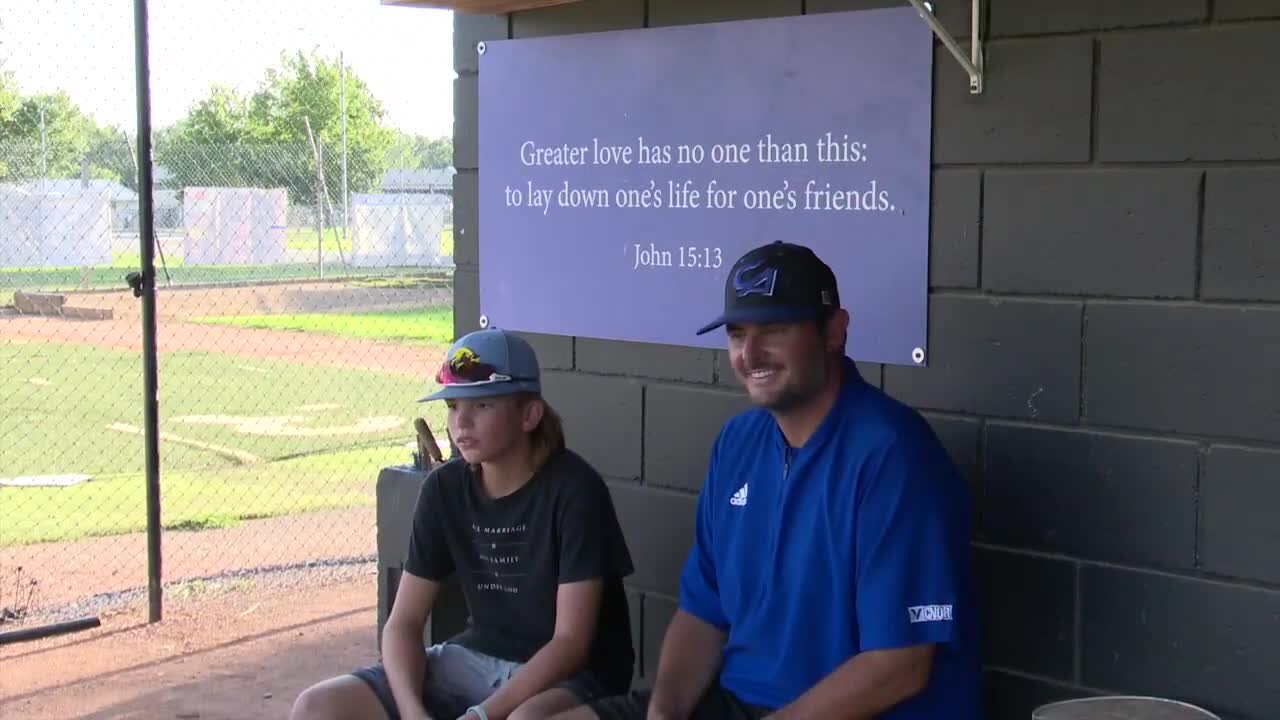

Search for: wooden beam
xmin=381 ymin=0 xmax=584 ymax=14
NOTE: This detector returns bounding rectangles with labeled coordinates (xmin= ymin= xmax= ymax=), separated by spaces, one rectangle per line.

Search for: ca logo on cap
xmin=733 ymin=260 xmax=778 ymax=298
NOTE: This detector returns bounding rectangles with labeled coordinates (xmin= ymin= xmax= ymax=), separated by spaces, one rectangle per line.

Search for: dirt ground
xmin=0 ymin=572 xmax=381 ymax=720
xmin=1 ymin=507 xmax=376 ymax=612
xmin=1 ymin=279 xmax=448 ymax=380
xmin=3 ymin=315 xmax=436 ymax=379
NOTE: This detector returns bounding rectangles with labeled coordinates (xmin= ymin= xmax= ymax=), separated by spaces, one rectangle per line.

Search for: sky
xmin=0 ymin=0 xmax=455 ymax=138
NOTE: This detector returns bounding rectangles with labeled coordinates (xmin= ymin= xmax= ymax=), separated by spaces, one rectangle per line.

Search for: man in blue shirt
xmin=551 ymin=241 xmax=983 ymax=720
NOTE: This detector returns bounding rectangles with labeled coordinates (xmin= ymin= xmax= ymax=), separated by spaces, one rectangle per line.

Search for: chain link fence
xmin=1 ymin=2 xmax=455 ymax=634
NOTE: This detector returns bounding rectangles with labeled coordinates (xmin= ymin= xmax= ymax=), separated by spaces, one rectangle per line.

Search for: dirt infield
xmin=3 ymin=315 xmax=437 ymax=378
xmin=1 ymin=507 xmax=376 ymax=613
xmin=2 ymin=280 xmax=451 ymax=377
xmin=0 ymin=573 xmax=381 ymax=719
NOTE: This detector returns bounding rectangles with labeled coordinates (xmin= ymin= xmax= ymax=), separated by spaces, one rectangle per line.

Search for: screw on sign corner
xmin=479 ymin=314 xmax=489 ymax=329
xmin=911 ymin=347 xmax=925 ymax=365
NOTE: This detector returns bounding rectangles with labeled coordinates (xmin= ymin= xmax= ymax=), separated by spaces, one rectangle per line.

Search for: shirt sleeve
xmin=556 ymin=472 xmax=635 ymax=584
xmin=403 ymin=468 xmax=455 ymax=581
xmin=678 ymin=430 xmax=730 ymax=632
xmin=855 ymin=429 xmax=971 ymax=652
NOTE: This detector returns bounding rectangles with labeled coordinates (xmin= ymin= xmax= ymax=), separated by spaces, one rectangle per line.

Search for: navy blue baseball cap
xmin=419 ymin=328 xmax=542 ymax=401
xmin=696 ymin=241 xmax=840 ymax=335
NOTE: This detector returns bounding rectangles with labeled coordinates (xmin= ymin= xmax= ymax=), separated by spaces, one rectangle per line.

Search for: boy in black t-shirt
xmin=291 ymin=328 xmax=635 ymax=720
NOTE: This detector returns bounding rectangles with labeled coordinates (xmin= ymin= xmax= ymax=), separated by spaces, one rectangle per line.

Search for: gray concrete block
xmin=1202 ymin=168 xmax=1280 ymax=302
xmin=807 ymin=0 xmax=972 ymax=38
xmin=922 ymin=413 xmax=981 ymax=507
xmin=455 ymin=14 xmax=507 ymax=73
xmin=514 ymin=332 xmax=574 ymax=371
xmin=649 ymin=0 xmax=802 ymax=26
xmin=884 ymin=296 xmax=1082 ymax=423
xmin=512 ymin=0 xmax=644 ymax=37
xmin=934 ymin=37 xmax=1093 ymax=164
xmin=452 ymin=170 xmax=478 ymax=269
xmin=1098 ymin=24 xmax=1280 ymax=161
xmin=453 ymin=268 xmax=480 ymax=339
xmin=1215 ymin=0 xmax=1280 ymax=20
xmin=983 ymin=170 xmax=1200 ymax=298
xmin=930 ymin=169 xmax=981 ymax=289
xmin=1081 ymin=565 xmax=1280 ymax=718
xmin=985 ymin=424 xmax=1198 ymax=569
xmin=542 ymin=371 xmax=644 ymax=479
xmin=1201 ymin=445 xmax=1280 ymax=584
xmin=576 ymin=339 xmax=715 ymax=383
xmin=609 ymin=482 xmax=697 ymax=598
xmin=644 ymin=385 xmax=751 ymax=492
xmin=983 ymin=671 xmax=1094 ymax=720
xmin=454 ymin=75 xmax=478 ymax=170
xmin=1085 ymin=303 xmax=1280 ymax=443
xmin=990 ymin=0 xmax=1206 ymax=36
xmin=976 ymin=547 xmax=1076 ymax=680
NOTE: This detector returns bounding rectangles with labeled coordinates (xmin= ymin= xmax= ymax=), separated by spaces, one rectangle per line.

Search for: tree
xmin=154 ymin=84 xmax=268 ymax=189
xmin=156 ymin=50 xmax=396 ymax=209
xmin=165 ymin=85 xmax=255 ymax=146
xmin=388 ymin=132 xmax=453 ymax=170
xmin=0 ymin=74 xmax=17 ymax=127
xmin=0 ymin=90 xmax=122 ymax=183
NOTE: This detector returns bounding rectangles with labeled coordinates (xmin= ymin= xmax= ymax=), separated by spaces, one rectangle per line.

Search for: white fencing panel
xmin=182 ymin=187 xmax=288 ymax=266
xmin=349 ymin=192 xmax=451 ymax=268
xmin=0 ymin=183 xmax=112 ymax=268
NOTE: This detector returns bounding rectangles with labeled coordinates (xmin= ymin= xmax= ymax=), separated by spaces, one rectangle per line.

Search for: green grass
xmin=1 ymin=343 xmax=450 ymax=545
xmin=192 ymin=307 xmax=454 ymax=345
xmin=286 ymin=227 xmax=351 ymax=254
xmin=1 ymin=447 xmax=404 ymax=545
xmin=284 ymin=225 xmax=453 ymax=256
xmin=282 ymin=226 xmax=454 ymax=255
xmin=440 ymin=227 xmax=454 ymax=257
xmin=1 ymin=259 xmax=393 ymax=295
xmin=0 ymin=223 xmax=454 ymax=303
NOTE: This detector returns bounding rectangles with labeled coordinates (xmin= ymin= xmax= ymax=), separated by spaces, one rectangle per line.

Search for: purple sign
xmin=478 ymin=7 xmax=934 ymax=366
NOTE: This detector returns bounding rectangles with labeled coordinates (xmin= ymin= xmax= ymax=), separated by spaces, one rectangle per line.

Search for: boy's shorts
xmin=351 ymin=641 xmax=610 ymax=720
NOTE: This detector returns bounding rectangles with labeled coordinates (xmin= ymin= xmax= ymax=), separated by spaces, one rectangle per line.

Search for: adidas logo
xmin=729 ymin=483 xmax=749 ymax=507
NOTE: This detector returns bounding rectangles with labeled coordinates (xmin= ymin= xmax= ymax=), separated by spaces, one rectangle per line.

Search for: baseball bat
xmin=414 ymin=417 xmax=444 ymax=465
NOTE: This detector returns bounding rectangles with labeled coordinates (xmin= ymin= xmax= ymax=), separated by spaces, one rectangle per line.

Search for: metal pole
xmin=132 ymin=0 xmax=163 ymax=624
xmin=39 ymin=105 xmax=47 ymax=187
xmin=907 ymin=0 xmax=982 ymax=92
xmin=340 ymin=51 xmax=348 ymax=244
xmin=0 ymin=616 xmax=101 ymax=646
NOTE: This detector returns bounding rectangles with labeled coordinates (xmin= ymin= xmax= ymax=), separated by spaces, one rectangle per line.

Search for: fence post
xmin=132 ymin=0 xmax=164 ymax=624
xmin=304 ymin=116 xmax=325 ymax=278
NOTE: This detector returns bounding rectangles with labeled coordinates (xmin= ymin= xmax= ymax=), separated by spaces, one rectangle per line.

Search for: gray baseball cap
xmin=419 ymin=328 xmax=542 ymax=402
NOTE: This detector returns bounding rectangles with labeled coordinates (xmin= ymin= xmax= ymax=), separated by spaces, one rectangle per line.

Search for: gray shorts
xmin=352 ymin=641 xmax=609 ymax=720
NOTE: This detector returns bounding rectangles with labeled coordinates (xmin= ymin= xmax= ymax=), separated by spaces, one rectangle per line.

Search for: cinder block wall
xmin=450 ymin=2 xmax=1280 ymax=718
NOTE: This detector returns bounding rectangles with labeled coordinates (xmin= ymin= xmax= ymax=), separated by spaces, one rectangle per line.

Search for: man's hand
xmin=765 ymin=644 xmax=935 ymax=720
xmin=646 ymin=609 xmax=728 ymax=720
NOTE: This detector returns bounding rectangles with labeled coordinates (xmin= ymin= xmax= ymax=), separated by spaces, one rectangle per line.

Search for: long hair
xmin=521 ymin=393 xmax=566 ymax=472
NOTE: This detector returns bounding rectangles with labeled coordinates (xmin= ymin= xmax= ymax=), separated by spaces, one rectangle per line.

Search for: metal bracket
xmin=125 ymin=271 xmax=146 ymax=298
xmin=909 ymin=0 xmax=984 ymax=94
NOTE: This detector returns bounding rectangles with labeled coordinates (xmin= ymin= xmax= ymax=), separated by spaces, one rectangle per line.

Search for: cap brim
xmin=419 ymin=379 xmax=541 ymax=402
xmin=695 ymin=305 xmax=823 ymax=335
